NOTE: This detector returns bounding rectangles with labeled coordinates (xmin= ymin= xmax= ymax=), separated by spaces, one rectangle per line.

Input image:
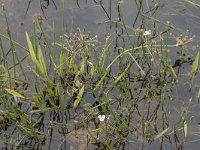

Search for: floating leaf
xmin=74 ymin=85 xmax=85 ymax=108
xmin=191 ymin=52 xmax=199 ymax=78
xmin=4 ymin=88 xmax=26 ymax=99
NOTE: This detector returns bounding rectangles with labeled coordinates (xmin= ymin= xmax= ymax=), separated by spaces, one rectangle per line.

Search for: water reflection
xmin=25 ymin=0 xmax=57 ymax=19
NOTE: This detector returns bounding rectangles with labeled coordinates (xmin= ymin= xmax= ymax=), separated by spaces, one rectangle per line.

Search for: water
xmin=0 ymin=0 xmax=200 ymax=149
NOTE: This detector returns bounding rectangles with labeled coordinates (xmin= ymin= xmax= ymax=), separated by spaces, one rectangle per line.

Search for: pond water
xmin=0 ymin=0 xmax=200 ymax=150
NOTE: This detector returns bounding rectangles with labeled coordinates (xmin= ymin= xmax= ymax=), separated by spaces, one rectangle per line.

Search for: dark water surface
xmin=0 ymin=0 xmax=200 ymax=149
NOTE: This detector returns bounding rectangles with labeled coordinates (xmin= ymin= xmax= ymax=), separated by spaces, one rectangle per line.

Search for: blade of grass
xmin=191 ymin=52 xmax=199 ymax=79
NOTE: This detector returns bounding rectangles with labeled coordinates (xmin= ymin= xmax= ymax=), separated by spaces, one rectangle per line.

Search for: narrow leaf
xmin=90 ymin=62 xmax=95 ymax=78
xmin=26 ymin=33 xmax=39 ymax=66
xmin=15 ymin=107 xmax=31 ymax=124
xmin=4 ymin=88 xmax=26 ymax=99
xmin=191 ymin=52 xmax=199 ymax=78
xmin=154 ymin=128 xmax=169 ymax=140
xmin=114 ymin=63 xmax=131 ymax=84
xmin=80 ymin=58 xmax=85 ymax=75
xmin=197 ymin=88 xmax=200 ymax=99
xmin=94 ymin=71 xmax=108 ymax=90
xmin=169 ymin=65 xmax=177 ymax=78
xmin=183 ymin=120 xmax=188 ymax=137
xmin=70 ymin=52 xmax=77 ymax=69
xmin=37 ymin=44 xmax=47 ymax=76
xmin=59 ymin=50 xmax=65 ymax=77
xmin=74 ymin=85 xmax=85 ymax=108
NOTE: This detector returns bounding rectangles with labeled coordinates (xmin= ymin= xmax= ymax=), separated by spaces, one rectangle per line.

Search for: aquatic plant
xmin=0 ymin=0 xmax=199 ymax=149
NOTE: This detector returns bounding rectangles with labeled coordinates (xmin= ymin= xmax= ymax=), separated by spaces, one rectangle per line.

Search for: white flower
xmin=143 ymin=30 xmax=151 ymax=36
xmin=98 ymin=114 xmax=111 ymax=122
xmin=98 ymin=115 xmax=106 ymax=122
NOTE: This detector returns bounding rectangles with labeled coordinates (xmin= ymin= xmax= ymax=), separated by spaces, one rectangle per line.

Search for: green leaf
xmin=75 ymin=79 xmax=82 ymax=87
xmin=99 ymin=47 xmax=107 ymax=69
xmin=70 ymin=52 xmax=77 ymax=69
xmin=55 ymin=83 xmax=60 ymax=97
xmin=80 ymin=58 xmax=85 ymax=75
xmin=114 ymin=63 xmax=131 ymax=84
xmin=59 ymin=50 xmax=66 ymax=77
xmin=37 ymin=44 xmax=47 ymax=76
xmin=4 ymin=88 xmax=26 ymax=99
xmin=191 ymin=52 xmax=199 ymax=78
xmin=26 ymin=33 xmax=47 ymax=77
xmin=74 ymin=85 xmax=85 ymax=108
xmin=15 ymin=107 xmax=31 ymax=124
xmin=90 ymin=62 xmax=95 ymax=78
xmin=73 ymin=64 xmax=78 ymax=73
xmin=26 ymin=33 xmax=40 ymax=67
xmin=94 ymin=71 xmax=108 ymax=90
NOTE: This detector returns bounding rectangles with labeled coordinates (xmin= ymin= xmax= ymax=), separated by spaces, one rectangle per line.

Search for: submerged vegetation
xmin=0 ymin=0 xmax=199 ymax=149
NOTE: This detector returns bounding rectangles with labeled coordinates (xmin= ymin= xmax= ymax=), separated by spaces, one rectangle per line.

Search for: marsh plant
xmin=0 ymin=0 xmax=199 ymax=150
